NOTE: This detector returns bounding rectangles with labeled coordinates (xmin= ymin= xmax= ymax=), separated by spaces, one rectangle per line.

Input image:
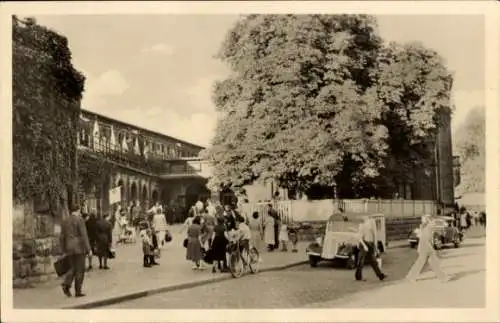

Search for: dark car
xmin=408 ymin=216 xmax=463 ymax=249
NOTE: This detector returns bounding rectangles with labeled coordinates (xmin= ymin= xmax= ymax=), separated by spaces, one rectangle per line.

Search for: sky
xmin=33 ymin=14 xmax=485 ymax=148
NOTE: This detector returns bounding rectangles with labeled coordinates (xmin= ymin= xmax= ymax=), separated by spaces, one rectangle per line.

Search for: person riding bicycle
xmin=235 ymin=216 xmax=252 ymax=266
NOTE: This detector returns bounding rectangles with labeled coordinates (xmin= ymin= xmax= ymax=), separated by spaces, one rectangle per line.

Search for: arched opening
xmin=117 ymin=179 xmax=125 ymax=208
xmin=152 ymin=190 xmax=159 ymax=204
xmin=142 ymin=185 xmax=148 ymax=211
xmin=130 ymin=182 xmax=138 ymax=203
xmin=185 ymin=180 xmax=211 ymax=210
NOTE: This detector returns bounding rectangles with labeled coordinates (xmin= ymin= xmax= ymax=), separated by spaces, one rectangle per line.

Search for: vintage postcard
xmin=0 ymin=1 xmax=498 ymax=322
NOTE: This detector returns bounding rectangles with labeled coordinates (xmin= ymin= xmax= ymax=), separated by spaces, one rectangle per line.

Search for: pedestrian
xmin=152 ymin=207 xmax=168 ymax=249
xmin=59 ymin=205 xmax=91 ymax=298
xmin=460 ymin=209 xmax=468 ymax=232
xmin=354 ymin=216 xmax=386 ymax=282
xmin=84 ymin=211 xmax=98 ymax=271
xmin=406 ymin=214 xmax=449 ymax=283
xmin=266 ymin=204 xmax=280 ymax=250
xmin=264 ymin=211 xmax=276 ymax=251
xmin=279 ymin=222 xmax=289 ymax=252
xmin=248 ymin=211 xmax=264 ymax=252
xmin=186 ymin=215 xmax=204 ymax=270
xmin=222 ymin=204 xmax=237 ymax=231
xmin=140 ymin=227 xmax=155 ymax=268
xmin=211 ymin=216 xmax=229 ymax=273
xmin=95 ymin=213 xmax=113 ymax=270
xmin=201 ymin=208 xmax=216 ymax=249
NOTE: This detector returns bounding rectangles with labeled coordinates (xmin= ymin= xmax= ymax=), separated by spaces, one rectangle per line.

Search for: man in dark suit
xmin=60 ymin=205 xmax=91 ymax=297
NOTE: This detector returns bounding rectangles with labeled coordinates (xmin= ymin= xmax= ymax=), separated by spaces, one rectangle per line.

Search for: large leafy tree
xmin=206 ymin=14 xmax=453 ymax=198
xmin=454 ymin=106 xmax=485 ymax=194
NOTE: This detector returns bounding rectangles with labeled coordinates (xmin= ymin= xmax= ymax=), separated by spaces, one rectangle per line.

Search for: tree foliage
xmin=206 ymin=14 xmax=453 ymax=198
xmin=454 ymin=106 xmax=485 ymax=194
xmin=13 ymin=16 xmax=85 ymax=206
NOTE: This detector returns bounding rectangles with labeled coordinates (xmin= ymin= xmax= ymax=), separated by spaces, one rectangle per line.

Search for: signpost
xmin=109 ymin=185 xmax=122 ymax=205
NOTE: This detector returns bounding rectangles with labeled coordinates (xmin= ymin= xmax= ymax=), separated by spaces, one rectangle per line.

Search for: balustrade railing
xmin=78 ymin=139 xmax=200 ymax=176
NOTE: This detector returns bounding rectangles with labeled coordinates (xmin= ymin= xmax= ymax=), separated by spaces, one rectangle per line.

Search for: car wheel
xmin=433 ymin=236 xmax=443 ymax=250
xmin=309 ymin=256 xmax=319 ymax=268
xmin=453 ymin=239 xmax=460 ymax=248
xmin=346 ymin=254 xmax=356 ymax=269
xmin=410 ymin=243 xmax=417 ymax=248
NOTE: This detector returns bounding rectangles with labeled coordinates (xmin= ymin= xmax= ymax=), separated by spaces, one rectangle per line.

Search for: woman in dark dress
xmin=211 ymin=217 xmax=228 ymax=273
xmin=186 ymin=216 xmax=204 ymax=270
xmin=84 ymin=212 xmax=98 ymax=271
xmin=95 ymin=214 xmax=113 ymax=270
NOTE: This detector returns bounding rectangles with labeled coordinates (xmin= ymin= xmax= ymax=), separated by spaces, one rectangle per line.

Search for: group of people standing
xmin=181 ymin=200 xmax=298 ymax=273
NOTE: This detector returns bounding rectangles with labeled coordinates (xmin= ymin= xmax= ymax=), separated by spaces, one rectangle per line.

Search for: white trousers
xmin=406 ymin=250 xmax=447 ymax=281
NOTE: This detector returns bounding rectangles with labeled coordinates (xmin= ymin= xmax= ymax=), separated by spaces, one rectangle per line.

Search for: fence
xmin=246 ymin=199 xmax=435 ymax=243
xmin=247 ymin=199 xmax=436 ymax=224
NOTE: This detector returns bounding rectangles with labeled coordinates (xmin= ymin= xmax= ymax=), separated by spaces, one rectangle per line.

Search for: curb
xmin=62 ymin=242 xmax=409 ymax=309
xmin=63 ymin=260 xmax=308 ymax=309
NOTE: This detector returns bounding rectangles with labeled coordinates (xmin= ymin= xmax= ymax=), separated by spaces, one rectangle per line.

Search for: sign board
xmin=109 ymin=186 xmax=122 ymax=205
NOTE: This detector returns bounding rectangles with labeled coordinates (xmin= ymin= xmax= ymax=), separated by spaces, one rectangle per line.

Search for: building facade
xmin=77 ymin=109 xmax=218 ymax=220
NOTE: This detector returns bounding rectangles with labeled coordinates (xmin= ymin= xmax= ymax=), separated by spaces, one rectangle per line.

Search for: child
xmin=140 ymin=227 xmax=154 ymax=268
xmin=279 ymin=223 xmax=289 ymax=252
xmin=288 ymin=222 xmax=299 ymax=253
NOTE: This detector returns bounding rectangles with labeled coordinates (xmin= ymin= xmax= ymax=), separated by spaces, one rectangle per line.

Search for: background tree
xmin=13 ymin=16 xmax=85 ymax=214
xmin=454 ymin=106 xmax=485 ymax=194
xmin=205 ymin=14 xmax=453 ymax=199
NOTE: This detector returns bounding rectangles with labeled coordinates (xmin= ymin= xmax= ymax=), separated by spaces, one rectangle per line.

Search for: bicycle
xmin=226 ymin=238 xmax=260 ymax=278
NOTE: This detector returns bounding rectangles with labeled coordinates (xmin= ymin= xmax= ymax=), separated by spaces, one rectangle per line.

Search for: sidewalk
xmin=13 ymin=225 xmax=308 ymax=309
xmin=306 ymin=237 xmax=486 ymax=308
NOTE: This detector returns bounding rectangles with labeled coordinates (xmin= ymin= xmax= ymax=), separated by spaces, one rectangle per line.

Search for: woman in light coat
xmin=248 ymin=211 xmax=264 ymax=252
xmin=263 ymin=213 xmax=276 ymax=251
xmin=406 ymin=214 xmax=448 ymax=283
xmin=152 ymin=208 xmax=168 ymax=249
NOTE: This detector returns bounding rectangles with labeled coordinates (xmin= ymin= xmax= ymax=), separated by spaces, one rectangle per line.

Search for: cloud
xmin=82 ymin=69 xmax=129 ymax=109
xmin=90 ymin=105 xmax=217 ymax=148
xmin=141 ymin=43 xmax=175 ymax=56
xmin=451 ymin=89 xmax=485 ymax=132
xmin=183 ymin=74 xmax=225 ymax=113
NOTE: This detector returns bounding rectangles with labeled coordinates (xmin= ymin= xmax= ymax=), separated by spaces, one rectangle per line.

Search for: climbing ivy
xmin=12 ymin=16 xmax=85 ymax=205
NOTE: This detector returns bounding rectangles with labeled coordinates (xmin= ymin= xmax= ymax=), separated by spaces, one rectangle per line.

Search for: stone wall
xmin=13 ymin=202 xmax=63 ymax=288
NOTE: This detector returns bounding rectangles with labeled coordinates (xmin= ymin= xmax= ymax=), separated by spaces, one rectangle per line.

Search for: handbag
xmin=183 ymin=238 xmax=188 ymax=248
xmin=108 ymin=248 xmax=116 ymax=259
xmin=54 ymin=255 xmax=70 ymax=277
xmin=165 ymin=230 xmax=172 ymax=243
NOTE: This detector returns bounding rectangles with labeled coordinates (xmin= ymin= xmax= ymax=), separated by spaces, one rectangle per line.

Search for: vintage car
xmin=305 ymin=212 xmax=386 ymax=269
xmin=408 ymin=215 xmax=463 ymax=249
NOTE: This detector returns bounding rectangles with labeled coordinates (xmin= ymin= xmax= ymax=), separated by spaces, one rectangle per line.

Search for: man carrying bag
xmin=59 ymin=205 xmax=91 ymax=298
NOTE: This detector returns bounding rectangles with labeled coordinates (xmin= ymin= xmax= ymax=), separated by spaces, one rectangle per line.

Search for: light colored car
xmin=408 ymin=216 xmax=463 ymax=249
xmin=305 ymin=212 xmax=386 ymax=269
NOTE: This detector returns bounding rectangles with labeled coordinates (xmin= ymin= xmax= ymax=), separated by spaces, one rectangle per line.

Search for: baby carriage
xmin=120 ymin=225 xmax=137 ymax=244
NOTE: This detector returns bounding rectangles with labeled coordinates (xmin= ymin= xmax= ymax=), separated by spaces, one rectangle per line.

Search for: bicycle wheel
xmin=229 ymin=250 xmax=244 ymax=278
xmin=248 ymin=247 xmax=260 ymax=274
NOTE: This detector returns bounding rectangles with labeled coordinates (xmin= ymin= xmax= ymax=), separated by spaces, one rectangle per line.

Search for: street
xmin=103 ymin=227 xmax=486 ymax=309
xmin=104 ymin=245 xmax=418 ymax=308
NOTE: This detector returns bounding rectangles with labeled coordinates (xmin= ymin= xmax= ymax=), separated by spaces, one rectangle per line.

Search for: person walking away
xmin=186 ymin=216 xmax=204 ymax=270
xmin=263 ymin=211 xmax=276 ymax=251
xmin=201 ymin=210 xmax=216 ymax=249
xmin=465 ymin=211 xmax=472 ymax=229
xmin=355 ymin=216 xmax=386 ymax=282
xmin=211 ymin=217 xmax=229 ymax=273
xmin=248 ymin=212 xmax=264 ymax=252
xmin=84 ymin=211 xmax=98 ymax=271
xmin=59 ymin=205 xmax=91 ymax=297
xmin=152 ymin=208 xmax=168 ymax=249
xmin=95 ymin=213 xmax=113 ymax=270
xmin=279 ymin=222 xmax=289 ymax=252
xmin=266 ymin=204 xmax=280 ymax=250
xmin=406 ymin=214 xmax=448 ymax=283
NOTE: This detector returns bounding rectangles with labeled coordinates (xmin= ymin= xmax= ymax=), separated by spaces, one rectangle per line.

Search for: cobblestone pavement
xmin=104 ymin=245 xmax=419 ymax=308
